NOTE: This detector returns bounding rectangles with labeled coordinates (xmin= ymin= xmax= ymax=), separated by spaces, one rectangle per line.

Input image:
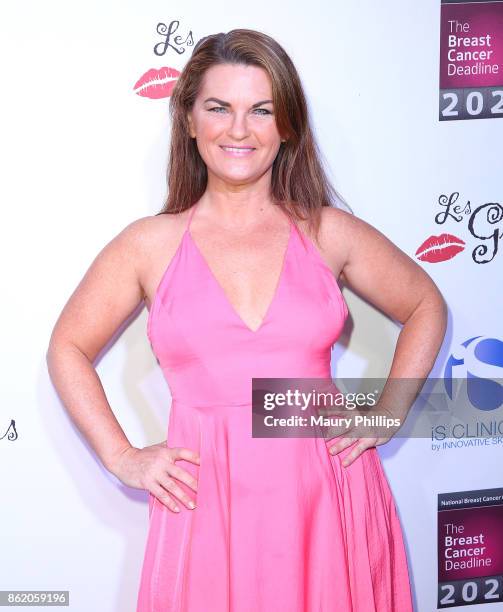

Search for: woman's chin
xmin=210 ymin=169 xmax=264 ymax=185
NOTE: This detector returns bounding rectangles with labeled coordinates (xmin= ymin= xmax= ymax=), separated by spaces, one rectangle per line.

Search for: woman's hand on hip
xmin=109 ymin=443 xmax=200 ymax=513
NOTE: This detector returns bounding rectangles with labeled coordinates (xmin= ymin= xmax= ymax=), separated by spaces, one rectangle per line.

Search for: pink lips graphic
xmin=133 ymin=67 xmax=181 ymax=99
xmin=415 ymin=233 xmax=466 ymax=263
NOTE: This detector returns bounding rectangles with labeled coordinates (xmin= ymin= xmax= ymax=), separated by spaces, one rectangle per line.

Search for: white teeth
xmin=221 ymin=146 xmax=254 ymax=152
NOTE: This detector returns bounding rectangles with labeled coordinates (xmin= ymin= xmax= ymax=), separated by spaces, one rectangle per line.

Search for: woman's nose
xmin=227 ymin=112 xmax=250 ymax=139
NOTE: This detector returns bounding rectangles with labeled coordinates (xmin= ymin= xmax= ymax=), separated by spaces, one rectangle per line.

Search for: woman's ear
xmin=187 ymin=113 xmax=196 ymax=139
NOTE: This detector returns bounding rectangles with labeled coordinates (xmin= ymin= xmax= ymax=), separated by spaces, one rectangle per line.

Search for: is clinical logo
xmin=133 ymin=20 xmax=196 ymax=100
xmin=444 ymin=336 xmax=503 ymax=412
xmin=415 ymin=192 xmax=503 ymax=264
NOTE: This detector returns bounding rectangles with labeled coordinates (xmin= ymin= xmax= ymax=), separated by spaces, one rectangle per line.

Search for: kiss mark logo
xmin=415 ymin=233 xmax=466 ymax=263
xmin=133 ymin=20 xmax=196 ymax=99
xmin=133 ymin=67 xmax=181 ymax=99
xmin=416 ymin=192 xmax=503 ymax=265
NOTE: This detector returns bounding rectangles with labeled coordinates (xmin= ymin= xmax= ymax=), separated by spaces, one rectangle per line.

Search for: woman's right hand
xmin=109 ymin=443 xmax=200 ymax=513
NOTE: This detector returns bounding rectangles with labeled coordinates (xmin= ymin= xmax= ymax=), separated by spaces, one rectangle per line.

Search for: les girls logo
xmin=415 ymin=192 xmax=503 ymax=264
xmin=1 ymin=419 xmax=17 ymax=442
xmin=133 ymin=20 xmax=197 ymax=100
xmin=153 ymin=20 xmax=194 ymax=56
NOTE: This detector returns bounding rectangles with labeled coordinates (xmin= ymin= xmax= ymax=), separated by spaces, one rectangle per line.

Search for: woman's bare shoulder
xmin=124 ymin=210 xmax=190 ymax=249
xmin=296 ymin=206 xmax=355 ymax=281
xmin=319 ymin=204 xmax=358 ymax=239
xmin=119 ymin=210 xmax=191 ymax=268
xmin=123 ymin=210 xmax=192 ymax=304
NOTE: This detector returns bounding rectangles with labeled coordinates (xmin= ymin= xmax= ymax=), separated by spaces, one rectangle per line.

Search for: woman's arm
xmin=47 ymin=216 xmax=199 ymax=512
xmin=338 ymin=211 xmax=448 ymax=379
xmin=46 ymin=219 xmax=148 ymax=472
xmin=323 ymin=208 xmax=448 ymax=465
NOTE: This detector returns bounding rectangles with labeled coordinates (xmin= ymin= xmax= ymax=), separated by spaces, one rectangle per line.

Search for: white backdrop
xmin=1 ymin=1 xmax=501 ymax=610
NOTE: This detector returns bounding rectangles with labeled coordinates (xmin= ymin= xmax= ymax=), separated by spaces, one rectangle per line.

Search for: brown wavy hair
xmin=157 ymin=28 xmax=352 ymax=243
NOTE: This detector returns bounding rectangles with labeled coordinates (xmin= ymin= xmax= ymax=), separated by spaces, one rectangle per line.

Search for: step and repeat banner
xmin=431 ymin=1 xmax=502 ymax=608
xmin=1 ymin=1 xmax=501 ymax=610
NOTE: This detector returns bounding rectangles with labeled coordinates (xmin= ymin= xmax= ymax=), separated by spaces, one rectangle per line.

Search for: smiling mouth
xmin=219 ymin=145 xmax=256 ymax=155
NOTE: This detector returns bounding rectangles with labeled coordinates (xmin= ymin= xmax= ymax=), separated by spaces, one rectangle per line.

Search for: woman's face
xmin=186 ymin=63 xmax=284 ymax=186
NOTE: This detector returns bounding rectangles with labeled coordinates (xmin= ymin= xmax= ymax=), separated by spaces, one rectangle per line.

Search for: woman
xmin=47 ymin=29 xmax=447 ymax=611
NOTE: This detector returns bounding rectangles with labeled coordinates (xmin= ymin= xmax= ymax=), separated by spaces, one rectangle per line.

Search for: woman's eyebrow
xmin=203 ymin=97 xmax=273 ymax=108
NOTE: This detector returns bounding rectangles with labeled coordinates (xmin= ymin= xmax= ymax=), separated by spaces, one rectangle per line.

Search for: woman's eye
xmin=207 ymin=107 xmax=272 ymax=115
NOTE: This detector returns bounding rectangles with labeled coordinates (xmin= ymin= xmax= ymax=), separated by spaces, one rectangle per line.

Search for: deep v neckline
xmin=186 ymin=203 xmax=293 ymax=334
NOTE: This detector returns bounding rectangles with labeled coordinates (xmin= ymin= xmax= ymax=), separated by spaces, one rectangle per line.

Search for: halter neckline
xmin=184 ymin=201 xmax=293 ymax=334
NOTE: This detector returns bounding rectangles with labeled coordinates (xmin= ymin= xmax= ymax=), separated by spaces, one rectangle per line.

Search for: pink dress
xmin=136 ymin=202 xmax=413 ymax=611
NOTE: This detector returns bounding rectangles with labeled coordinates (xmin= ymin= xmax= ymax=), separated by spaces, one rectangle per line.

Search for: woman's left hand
xmin=328 ymin=435 xmax=392 ymax=467
xmin=323 ymin=404 xmax=402 ymax=467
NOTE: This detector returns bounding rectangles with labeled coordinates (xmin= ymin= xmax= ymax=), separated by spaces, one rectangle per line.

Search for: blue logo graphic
xmin=444 ymin=336 xmax=503 ymax=411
